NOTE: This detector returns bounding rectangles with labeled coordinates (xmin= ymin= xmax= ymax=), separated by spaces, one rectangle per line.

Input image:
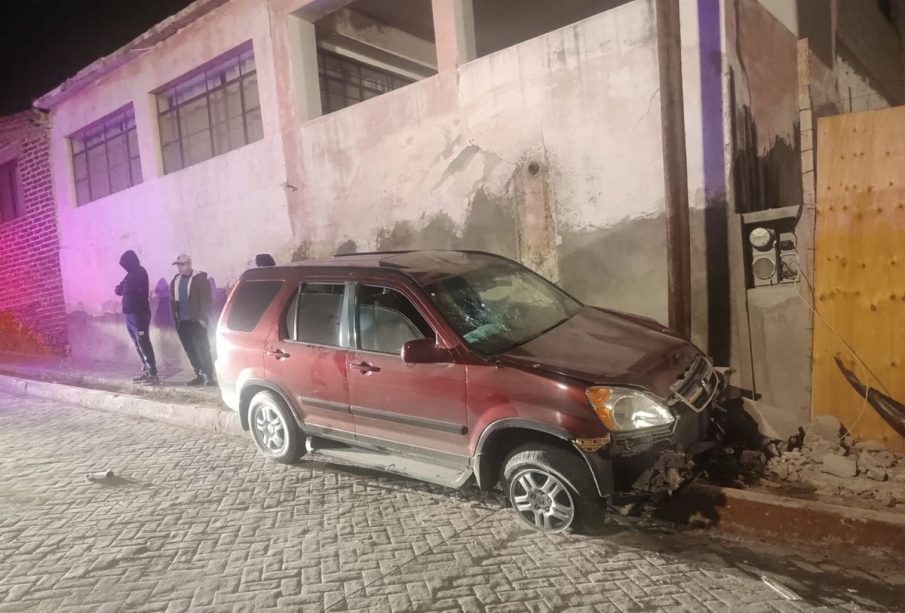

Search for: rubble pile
xmin=764 ymin=415 xmax=905 ymax=508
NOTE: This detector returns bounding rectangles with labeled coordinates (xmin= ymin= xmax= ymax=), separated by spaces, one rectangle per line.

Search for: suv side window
xmin=285 ymin=283 xmax=346 ymax=346
xmin=355 ymin=285 xmax=434 ymax=355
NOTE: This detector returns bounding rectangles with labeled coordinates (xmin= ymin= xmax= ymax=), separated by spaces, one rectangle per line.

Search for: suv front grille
xmin=669 ymin=354 xmax=719 ymax=413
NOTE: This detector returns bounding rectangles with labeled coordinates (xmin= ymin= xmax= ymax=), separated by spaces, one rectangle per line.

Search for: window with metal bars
xmin=157 ymin=43 xmax=263 ymax=174
xmin=317 ymin=50 xmax=414 ymax=114
xmin=0 ymin=158 xmax=21 ymax=222
xmin=70 ymin=106 xmax=142 ymax=206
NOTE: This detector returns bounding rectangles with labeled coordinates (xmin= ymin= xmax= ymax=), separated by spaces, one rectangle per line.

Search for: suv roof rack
xmin=332 ymin=250 xmax=418 ymax=257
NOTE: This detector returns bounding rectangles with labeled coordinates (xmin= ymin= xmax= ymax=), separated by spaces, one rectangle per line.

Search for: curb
xmin=665 ymin=483 xmax=905 ymax=550
xmin=0 ymin=373 xmax=243 ymax=438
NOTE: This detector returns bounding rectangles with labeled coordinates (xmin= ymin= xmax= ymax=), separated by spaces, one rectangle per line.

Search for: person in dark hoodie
xmin=115 ymin=250 xmax=158 ymax=385
xmin=169 ymin=253 xmax=215 ymax=386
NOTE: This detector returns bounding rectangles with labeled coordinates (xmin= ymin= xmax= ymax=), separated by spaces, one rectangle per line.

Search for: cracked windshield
xmin=424 ymin=260 xmax=582 ymax=355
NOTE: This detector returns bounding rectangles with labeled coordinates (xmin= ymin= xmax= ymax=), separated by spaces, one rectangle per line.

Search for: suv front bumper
xmin=575 ymin=368 xmax=729 ymax=502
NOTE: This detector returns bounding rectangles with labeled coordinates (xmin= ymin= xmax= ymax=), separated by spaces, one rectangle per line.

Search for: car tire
xmin=248 ymin=390 xmax=302 ymax=464
xmin=501 ymin=444 xmax=605 ymax=535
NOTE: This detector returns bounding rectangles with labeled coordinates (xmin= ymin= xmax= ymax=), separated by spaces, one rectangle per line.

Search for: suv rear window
xmin=226 ymin=281 xmax=283 ymax=332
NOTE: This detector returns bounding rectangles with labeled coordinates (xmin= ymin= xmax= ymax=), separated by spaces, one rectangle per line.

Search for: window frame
xmin=69 ymin=105 xmax=142 ymax=206
xmin=0 ymin=157 xmax=23 ymax=223
xmin=282 ymin=281 xmax=352 ymax=349
xmin=155 ymin=41 xmax=263 ymax=174
xmin=351 ymin=283 xmax=435 ymax=357
xmin=316 ymin=49 xmax=415 ymax=115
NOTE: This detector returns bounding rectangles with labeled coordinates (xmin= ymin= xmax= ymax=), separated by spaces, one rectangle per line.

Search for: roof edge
xmin=33 ymin=0 xmax=231 ymax=111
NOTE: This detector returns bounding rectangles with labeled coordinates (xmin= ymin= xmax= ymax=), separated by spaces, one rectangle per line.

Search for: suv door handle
xmin=266 ymin=349 xmax=291 ymax=360
xmin=351 ymin=361 xmax=380 ymax=373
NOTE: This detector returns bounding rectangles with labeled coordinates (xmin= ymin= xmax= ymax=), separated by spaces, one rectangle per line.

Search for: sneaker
xmin=186 ymin=375 xmax=205 ymax=386
xmin=142 ymin=375 xmax=160 ymax=386
xmin=132 ymin=373 xmax=150 ymax=383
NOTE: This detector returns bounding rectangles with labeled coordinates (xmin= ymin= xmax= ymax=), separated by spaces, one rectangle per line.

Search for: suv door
xmin=264 ymin=281 xmax=354 ymax=439
xmin=347 ymin=283 xmax=469 ymax=467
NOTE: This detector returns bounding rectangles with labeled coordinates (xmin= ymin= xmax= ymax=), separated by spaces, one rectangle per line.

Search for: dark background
xmin=0 ymin=0 xmax=194 ymax=115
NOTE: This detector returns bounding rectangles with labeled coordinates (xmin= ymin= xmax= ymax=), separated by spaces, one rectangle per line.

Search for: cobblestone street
xmin=0 ymin=392 xmax=900 ymax=612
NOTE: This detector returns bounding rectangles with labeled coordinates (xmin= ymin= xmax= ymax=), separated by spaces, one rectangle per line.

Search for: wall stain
xmin=335 ymin=239 xmax=358 ymax=255
xmin=461 ymin=188 xmax=518 ymax=258
xmin=732 ymin=104 xmax=802 ymax=213
xmin=290 ymin=242 xmax=311 ymax=263
xmin=374 ymin=188 xmax=519 ymax=257
xmin=557 ymin=214 xmax=669 ymax=324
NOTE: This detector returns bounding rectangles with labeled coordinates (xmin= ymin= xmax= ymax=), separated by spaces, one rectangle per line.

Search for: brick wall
xmin=0 ymin=111 xmax=69 ymax=354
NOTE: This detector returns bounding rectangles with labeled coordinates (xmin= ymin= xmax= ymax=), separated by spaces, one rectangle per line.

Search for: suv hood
xmin=500 ymin=307 xmax=700 ymax=397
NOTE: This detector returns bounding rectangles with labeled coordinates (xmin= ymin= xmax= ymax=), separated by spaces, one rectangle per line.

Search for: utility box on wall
xmin=744 ymin=213 xmax=800 ymax=289
xmin=740 ymin=205 xmax=812 ymax=438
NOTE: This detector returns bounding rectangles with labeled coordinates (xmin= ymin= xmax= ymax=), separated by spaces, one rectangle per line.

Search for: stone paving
xmin=0 ymin=392 xmax=897 ymax=612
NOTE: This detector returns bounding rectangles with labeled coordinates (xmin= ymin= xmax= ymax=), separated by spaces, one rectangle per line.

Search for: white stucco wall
xmin=46 ymin=0 xmax=672 ymax=365
xmin=48 ymin=0 xmax=294 ymax=321
xmin=290 ymin=0 xmax=669 ymax=320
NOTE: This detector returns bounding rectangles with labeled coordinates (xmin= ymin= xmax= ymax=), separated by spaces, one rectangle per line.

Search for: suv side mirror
xmin=401 ymin=338 xmax=451 ymax=364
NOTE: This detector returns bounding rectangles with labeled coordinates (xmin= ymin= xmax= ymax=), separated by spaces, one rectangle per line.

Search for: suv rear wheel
xmin=248 ymin=390 xmax=302 ymax=464
xmin=501 ymin=444 xmax=605 ymax=534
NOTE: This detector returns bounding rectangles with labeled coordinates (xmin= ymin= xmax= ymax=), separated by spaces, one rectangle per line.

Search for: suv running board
xmin=305 ymin=436 xmax=472 ymax=489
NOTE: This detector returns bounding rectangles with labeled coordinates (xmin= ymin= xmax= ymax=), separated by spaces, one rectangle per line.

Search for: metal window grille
xmin=0 ymin=158 xmax=20 ymax=222
xmin=70 ymin=106 xmax=142 ymax=206
xmin=157 ymin=45 xmax=263 ymax=174
xmin=317 ymin=50 xmax=414 ymax=114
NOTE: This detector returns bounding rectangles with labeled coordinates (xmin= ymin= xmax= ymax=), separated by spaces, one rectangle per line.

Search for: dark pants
xmin=126 ymin=312 xmax=157 ymax=376
xmin=176 ymin=320 xmax=214 ymax=378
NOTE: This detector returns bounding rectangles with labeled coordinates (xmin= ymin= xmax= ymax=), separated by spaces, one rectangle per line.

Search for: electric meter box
xmin=741 ymin=205 xmax=801 ymax=289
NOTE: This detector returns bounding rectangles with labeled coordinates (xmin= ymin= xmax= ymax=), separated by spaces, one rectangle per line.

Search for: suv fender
xmin=238 ymin=379 xmax=305 ymax=433
xmin=472 ymin=419 xmax=614 ymax=498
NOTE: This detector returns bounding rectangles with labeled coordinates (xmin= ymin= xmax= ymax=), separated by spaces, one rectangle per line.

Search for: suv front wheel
xmin=501 ymin=444 xmax=605 ymax=534
xmin=248 ymin=390 xmax=302 ymax=464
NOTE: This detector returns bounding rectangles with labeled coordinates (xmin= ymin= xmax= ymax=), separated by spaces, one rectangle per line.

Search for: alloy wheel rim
xmin=253 ymin=403 xmax=288 ymax=455
xmin=509 ymin=468 xmax=575 ymax=533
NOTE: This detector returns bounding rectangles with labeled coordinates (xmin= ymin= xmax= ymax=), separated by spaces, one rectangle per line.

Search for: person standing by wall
xmin=169 ymin=253 xmax=215 ymax=386
xmin=115 ymin=250 xmax=158 ymax=385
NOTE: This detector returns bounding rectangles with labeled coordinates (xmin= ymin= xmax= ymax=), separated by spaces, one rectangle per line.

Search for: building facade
xmin=31 ymin=0 xmax=905 ymax=412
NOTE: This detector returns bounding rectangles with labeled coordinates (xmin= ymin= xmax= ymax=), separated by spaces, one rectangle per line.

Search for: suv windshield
xmin=423 ymin=260 xmax=582 ymax=355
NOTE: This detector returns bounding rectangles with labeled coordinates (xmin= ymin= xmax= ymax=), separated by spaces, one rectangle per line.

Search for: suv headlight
xmin=585 ymin=386 xmax=674 ymax=431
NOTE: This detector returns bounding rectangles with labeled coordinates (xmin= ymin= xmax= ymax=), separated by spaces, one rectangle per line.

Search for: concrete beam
xmin=280 ymin=0 xmax=356 ymax=22
xmin=287 ymin=16 xmax=323 ymax=121
xmin=318 ymin=8 xmax=438 ymax=71
xmin=431 ymin=0 xmax=476 ymax=71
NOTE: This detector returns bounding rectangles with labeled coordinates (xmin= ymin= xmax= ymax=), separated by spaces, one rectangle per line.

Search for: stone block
xmin=820 ymin=454 xmax=857 ymax=478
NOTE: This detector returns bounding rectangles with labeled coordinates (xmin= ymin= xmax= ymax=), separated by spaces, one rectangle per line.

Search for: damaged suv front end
xmin=422 ymin=252 xmax=728 ymax=512
xmin=593 ymin=354 xmax=728 ymax=502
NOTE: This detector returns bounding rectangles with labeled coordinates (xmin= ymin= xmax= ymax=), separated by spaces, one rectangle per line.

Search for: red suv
xmin=216 ymin=251 xmax=725 ymax=533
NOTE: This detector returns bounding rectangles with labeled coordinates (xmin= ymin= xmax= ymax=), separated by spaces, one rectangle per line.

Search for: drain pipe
xmin=655 ymin=0 xmax=692 ymax=339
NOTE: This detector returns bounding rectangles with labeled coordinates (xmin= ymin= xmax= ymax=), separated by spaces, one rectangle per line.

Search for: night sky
xmin=0 ymin=0 xmax=195 ymax=115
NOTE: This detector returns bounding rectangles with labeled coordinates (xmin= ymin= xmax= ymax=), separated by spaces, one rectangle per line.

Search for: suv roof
xmin=239 ymin=250 xmax=511 ymax=286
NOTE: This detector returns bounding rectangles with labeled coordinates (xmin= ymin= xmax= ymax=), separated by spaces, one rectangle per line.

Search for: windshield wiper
xmin=488 ymin=315 xmax=572 ymax=355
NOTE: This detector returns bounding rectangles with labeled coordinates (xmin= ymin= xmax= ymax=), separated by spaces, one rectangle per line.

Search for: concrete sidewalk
xmin=1 ymin=350 xmax=903 ymax=553
xmin=0 ymin=350 xmax=241 ymax=437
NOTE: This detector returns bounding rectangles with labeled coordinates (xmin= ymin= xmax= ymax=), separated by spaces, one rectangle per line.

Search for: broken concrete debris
xmin=765 ymin=415 xmax=905 ymax=508
xmin=819 ymin=454 xmax=857 ymax=478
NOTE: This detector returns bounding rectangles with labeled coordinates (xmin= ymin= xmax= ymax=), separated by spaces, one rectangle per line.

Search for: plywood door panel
xmin=812 ymin=106 xmax=905 ymax=452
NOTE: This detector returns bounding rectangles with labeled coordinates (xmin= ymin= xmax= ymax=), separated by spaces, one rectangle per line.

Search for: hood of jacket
xmin=120 ymin=250 xmax=141 ymax=273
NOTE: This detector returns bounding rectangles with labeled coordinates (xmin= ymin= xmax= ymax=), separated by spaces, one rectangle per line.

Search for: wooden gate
xmin=812 ymin=106 xmax=905 ymax=451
